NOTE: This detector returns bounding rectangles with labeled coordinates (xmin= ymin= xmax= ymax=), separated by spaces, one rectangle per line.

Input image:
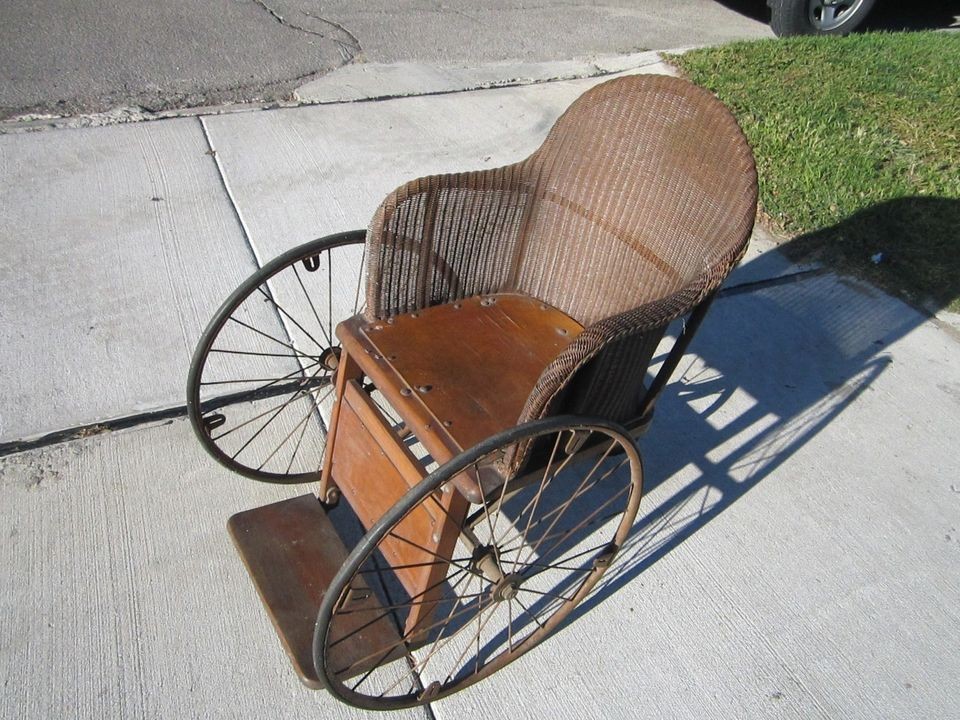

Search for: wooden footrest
xmin=228 ymin=494 xmax=401 ymax=688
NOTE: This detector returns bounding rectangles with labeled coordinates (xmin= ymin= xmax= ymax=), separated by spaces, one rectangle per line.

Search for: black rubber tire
xmin=314 ymin=415 xmax=644 ymax=709
xmin=186 ymin=230 xmax=366 ymax=483
xmin=769 ymin=0 xmax=876 ymax=36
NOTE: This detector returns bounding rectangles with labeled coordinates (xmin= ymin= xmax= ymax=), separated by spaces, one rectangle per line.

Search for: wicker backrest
xmin=514 ymin=75 xmax=756 ymax=324
xmin=365 ymin=74 xmax=757 ymax=438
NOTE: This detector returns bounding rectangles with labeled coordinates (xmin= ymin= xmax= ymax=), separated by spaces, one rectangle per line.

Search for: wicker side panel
xmin=551 ymin=326 xmax=666 ymax=421
xmin=365 ymin=167 xmax=530 ymax=320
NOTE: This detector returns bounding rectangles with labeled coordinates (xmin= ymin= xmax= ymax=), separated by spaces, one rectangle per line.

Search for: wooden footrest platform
xmin=228 ymin=494 xmax=401 ymax=689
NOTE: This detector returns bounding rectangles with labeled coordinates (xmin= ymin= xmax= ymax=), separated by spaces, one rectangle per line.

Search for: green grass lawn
xmin=669 ymin=32 xmax=960 ymax=312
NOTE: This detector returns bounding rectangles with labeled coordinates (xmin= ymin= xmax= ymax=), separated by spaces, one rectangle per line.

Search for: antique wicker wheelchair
xmin=186 ymin=74 xmax=757 ymax=709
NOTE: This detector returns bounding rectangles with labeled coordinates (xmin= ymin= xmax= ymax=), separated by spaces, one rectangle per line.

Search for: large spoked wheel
xmin=187 ymin=231 xmax=366 ymax=483
xmin=314 ymin=416 xmax=644 ymax=710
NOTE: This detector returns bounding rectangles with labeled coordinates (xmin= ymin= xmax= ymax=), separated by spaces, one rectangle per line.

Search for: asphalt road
xmin=1 ymin=0 xmax=957 ymax=120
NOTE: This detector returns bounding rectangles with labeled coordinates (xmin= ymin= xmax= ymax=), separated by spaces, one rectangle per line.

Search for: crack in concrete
xmin=251 ymin=0 xmax=362 ymax=60
xmin=301 ymin=11 xmax=363 ymax=53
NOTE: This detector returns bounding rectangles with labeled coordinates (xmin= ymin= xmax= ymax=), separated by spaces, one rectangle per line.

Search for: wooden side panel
xmin=319 ymin=350 xmax=362 ymax=501
xmin=331 ymin=380 xmax=434 ymax=600
xmin=330 ymin=379 xmax=468 ymax=628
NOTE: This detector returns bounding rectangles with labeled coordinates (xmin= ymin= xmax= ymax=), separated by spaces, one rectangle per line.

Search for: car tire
xmin=769 ymin=0 xmax=877 ymax=36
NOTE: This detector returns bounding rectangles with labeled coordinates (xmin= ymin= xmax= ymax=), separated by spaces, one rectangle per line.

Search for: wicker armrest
xmin=518 ymin=271 xmax=727 ymax=427
xmin=364 ymin=165 xmax=532 ymax=320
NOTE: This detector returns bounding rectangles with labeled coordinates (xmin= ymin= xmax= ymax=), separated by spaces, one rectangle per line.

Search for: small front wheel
xmin=314 ymin=416 xmax=644 ymax=709
xmin=769 ymin=0 xmax=876 ymax=36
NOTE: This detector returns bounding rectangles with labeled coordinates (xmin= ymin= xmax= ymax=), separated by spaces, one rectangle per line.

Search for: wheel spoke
xmin=375 ymin=572 xmax=477 ymax=697
xmin=516 ymin=447 xmax=623 ymax=568
xmin=336 ymin=590 xmax=487 ymax=617
xmin=225 ymin=315 xmax=316 ymax=360
xmin=284 ymin=400 xmax=314 ymax=474
xmin=513 ymin=595 xmax=544 ymax=631
xmin=329 ymin=567 xmax=469 ymax=655
xmin=442 ymin=592 xmax=498 ymax=684
xmin=210 ymin=366 xmax=326 ymax=441
xmin=209 ymin=347 xmax=319 ymax=360
xmin=520 ymin=542 xmax=610 ymax=579
xmin=256 ymin=385 xmax=333 ymax=471
xmin=515 ymin=586 xmax=574 ymax=603
xmin=256 ymin=285 xmax=328 ymax=354
xmin=330 ymin=574 xmax=487 ymax=676
xmin=353 ymin=244 xmax=366 ymax=315
xmin=327 ymin=249 xmax=334 ymax=351
xmin=229 ymin=382 xmax=305 ymax=461
xmin=292 ymin=261 xmax=334 ymax=348
xmin=495 ymin=441 xmax=616 ymax=553
xmin=520 ymin=484 xmax=630 ymax=570
xmin=387 ymin=531 xmax=476 ymax=575
xmin=506 ymin=432 xmax=564 ymax=574
xmin=355 ymin=556 xmax=474 ymax=576
xmin=199 ymin=360 xmax=324 ymax=386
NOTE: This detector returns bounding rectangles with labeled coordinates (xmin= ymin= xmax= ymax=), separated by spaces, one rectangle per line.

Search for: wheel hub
xmin=471 ymin=545 xmax=504 ymax=583
xmin=492 ymin=573 xmax=523 ymax=602
xmin=810 ymin=0 xmax=862 ymax=31
xmin=320 ymin=345 xmax=341 ymax=371
xmin=471 ymin=545 xmax=524 ymax=601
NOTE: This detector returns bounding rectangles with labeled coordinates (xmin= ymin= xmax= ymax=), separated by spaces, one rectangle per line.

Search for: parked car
xmin=769 ymin=0 xmax=876 ymax=35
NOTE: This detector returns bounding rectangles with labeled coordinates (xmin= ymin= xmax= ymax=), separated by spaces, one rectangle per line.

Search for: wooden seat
xmin=336 ymin=292 xmax=583 ymax=501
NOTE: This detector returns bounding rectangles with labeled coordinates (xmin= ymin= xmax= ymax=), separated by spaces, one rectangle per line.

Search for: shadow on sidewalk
xmin=784 ymin=196 xmax=960 ymax=314
xmin=540 ymin=195 xmax=958 ymax=626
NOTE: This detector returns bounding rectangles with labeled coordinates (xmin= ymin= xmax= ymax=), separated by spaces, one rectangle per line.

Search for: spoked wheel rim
xmin=315 ymin=416 xmax=644 ymax=709
xmin=809 ymin=0 xmax=867 ymax=31
xmin=186 ymin=231 xmax=366 ymax=483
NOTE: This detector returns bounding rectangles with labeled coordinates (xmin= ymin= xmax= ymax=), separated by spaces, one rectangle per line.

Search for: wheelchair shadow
xmin=545 ymin=196 xmax=959 ymax=629
xmin=339 ymin=198 xmax=959 ymax=669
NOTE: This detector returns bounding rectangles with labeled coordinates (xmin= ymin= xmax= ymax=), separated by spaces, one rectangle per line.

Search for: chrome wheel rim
xmin=809 ymin=0 xmax=867 ymax=31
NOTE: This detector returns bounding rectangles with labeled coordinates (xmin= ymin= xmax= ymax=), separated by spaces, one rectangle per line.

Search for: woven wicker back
xmin=515 ymin=75 xmax=756 ymax=325
xmin=365 ymin=74 xmax=757 ymax=437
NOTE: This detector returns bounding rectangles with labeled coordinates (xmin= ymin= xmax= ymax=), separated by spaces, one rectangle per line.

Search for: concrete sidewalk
xmin=2 ymin=54 xmax=959 ymax=719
